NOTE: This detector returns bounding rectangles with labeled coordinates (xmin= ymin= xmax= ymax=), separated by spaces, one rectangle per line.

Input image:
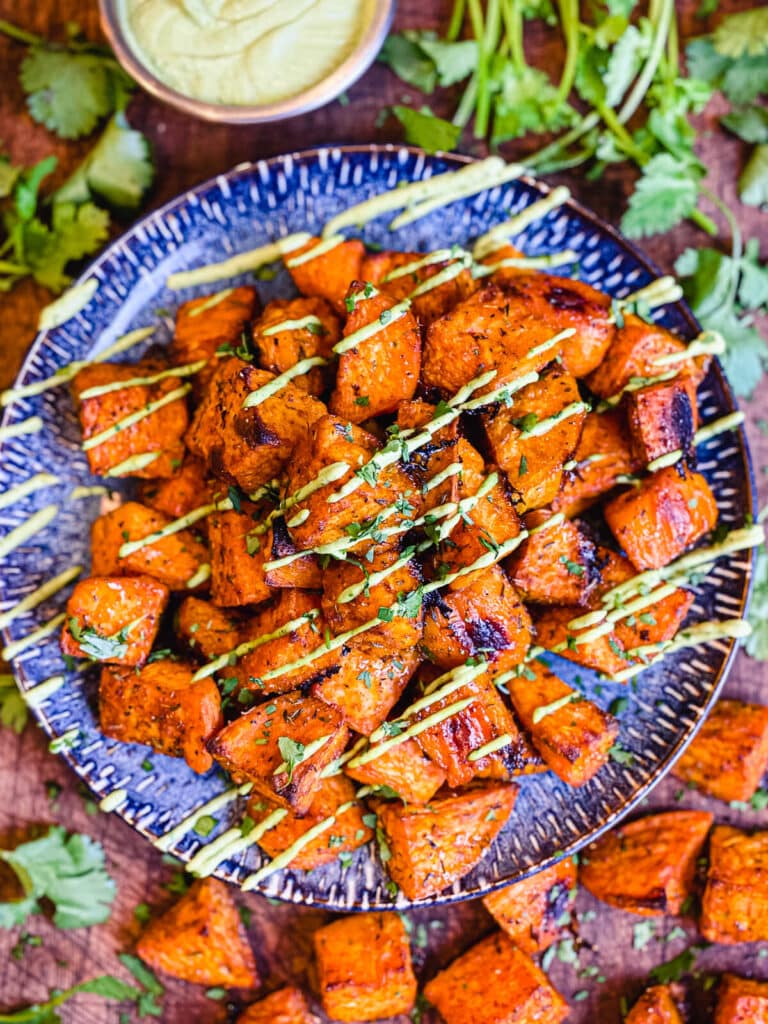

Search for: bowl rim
xmin=98 ymin=0 xmax=396 ymax=124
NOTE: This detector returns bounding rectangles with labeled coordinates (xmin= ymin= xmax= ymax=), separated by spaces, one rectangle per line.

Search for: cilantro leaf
xmin=648 ymin=944 xmax=706 ymax=984
xmin=56 ymin=113 xmax=154 ymax=209
xmin=604 ymin=23 xmax=651 ymax=107
xmin=621 ymin=153 xmax=704 ymax=237
xmin=418 ymin=36 xmax=478 ymax=86
xmin=721 ymin=105 xmax=768 ymax=144
xmin=493 ymin=64 xmax=577 ymax=142
xmin=745 ymin=547 xmax=768 ymax=661
xmin=392 ymin=106 xmax=462 ymax=154
xmin=277 ymin=737 xmax=306 ymax=782
xmin=0 ymin=674 xmax=28 ymax=735
xmin=707 ymin=308 xmax=768 ymax=398
xmin=378 ymin=33 xmax=437 ymax=93
xmin=0 ymin=157 xmax=20 ymax=198
xmin=712 ymin=9 xmax=768 ymax=59
xmin=739 ymin=143 xmax=768 ymax=207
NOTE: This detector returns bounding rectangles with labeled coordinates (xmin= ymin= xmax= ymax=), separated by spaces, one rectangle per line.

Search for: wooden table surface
xmin=1 ymin=1 xmax=767 ymax=1021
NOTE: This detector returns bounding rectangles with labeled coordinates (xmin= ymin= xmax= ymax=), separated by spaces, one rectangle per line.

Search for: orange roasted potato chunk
xmin=625 ymin=985 xmax=685 ymax=1024
xmin=507 ymin=661 xmax=618 ymax=787
xmin=374 ymin=781 xmax=518 ymax=900
xmin=170 ymin=286 xmax=259 ymax=387
xmin=424 ymin=931 xmax=568 ymax=1024
xmin=330 ymin=281 xmax=421 ymax=421
xmin=136 ymin=877 xmax=258 ymax=988
xmin=208 ymin=691 xmax=349 ymax=815
xmin=361 ymin=249 xmax=475 ymax=325
xmin=90 ymin=501 xmax=209 ymax=591
xmin=626 ymin=376 xmax=699 ymax=465
xmin=61 ymin=575 xmax=169 ymax=666
xmin=207 ymin=500 xmax=272 ymax=607
xmin=99 ymin=660 xmax=222 ymax=773
xmin=176 ymin=596 xmax=241 ymax=660
xmin=534 ymin=605 xmax=633 ymax=677
xmin=552 ymin=408 xmax=640 ymax=517
xmin=187 ymin=356 xmax=326 ymax=492
xmin=345 ymin=737 xmax=446 ymax=805
xmin=73 ymin=360 xmax=189 ymax=479
xmin=673 ymin=700 xmax=768 ymax=803
xmin=507 ymin=513 xmax=601 ymax=607
xmin=482 ymin=857 xmax=577 ymax=955
xmin=604 ymin=465 xmax=718 ymax=570
xmin=286 ymin=235 xmax=365 ymax=314
xmin=314 ymin=912 xmax=416 ymax=1022
xmin=246 ymin=774 xmax=372 ymax=870
xmin=701 ymin=825 xmax=768 ymax=944
xmin=579 ymin=809 xmax=713 ymax=916
xmin=138 ymin=456 xmax=211 ymax=519
xmin=263 ymin=519 xmax=323 ymax=590
xmin=395 ymin=397 xmax=461 ymax=504
xmin=714 ymin=974 xmax=768 ymax=1024
xmin=252 ymin=295 xmax=339 ymax=396
xmin=236 ymin=987 xmax=317 ymax=1024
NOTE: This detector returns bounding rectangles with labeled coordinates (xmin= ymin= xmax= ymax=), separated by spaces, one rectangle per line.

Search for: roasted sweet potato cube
xmin=626 ymin=376 xmax=699 ymax=465
xmin=99 ymin=660 xmax=222 ymax=773
xmin=136 ymin=877 xmax=258 ymax=988
xmin=138 ymin=457 xmax=211 ymax=520
xmin=374 ymin=782 xmax=518 ymax=900
xmin=233 ymin=590 xmax=324 ymax=695
xmin=424 ymin=931 xmax=568 ymax=1024
xmin=73 ymin=360 xmax=189 ymax=479
xmin=673 ymin=700 xmax=768 ymax=803
xmin=237 ymin=987 xmax=317 ymax=1024
xmin=579 ymin=810 xmax=714 ymax=915
xmin=286 ymin=235 xmax=365 ymax=314
xmin=507 ymin=513 xmax=601 ymax=606
xmin=422 ymin=565 xmax=531 ymax=671
xmin=170 ymin=286 xmax=259 ymax=386
xmin=208 ymin=692 xmax=349 ymax=815
xmin=396 ymin=398 xmax=461 ymax=507
xmin=361 ymin=249 xmax=475 ymax=324
xmin=507 ymin=662 xmax=618 ymax=787
xmin=252 ymin=296 xmax=339 ymax=396
xmin=625 ymin=986 xmax=684 ymax=1024
xmin=263 ymin=519 xmax=323 ymax=590
xmin=552 ymin=409 xmax=640 ymax=518
xmin=176 ymin=596 xmax=241 ymax=659
xmin=247 ymin=774 xmax=372 ymax=870
xmin=90 ymin=501 xmax=210 ymax=591
xmin=330 ymin=282 xmax=421 ymax=422
xmin=187 ymin=356 xmax=326 ymax=492
xmin=604 ymin=466 xmax=718 ymax=570
xmin=483 ymin=364 xmax=586 ymax=511
xmin=208 ymin=501 xmax=272 ymax=607
xmin=61 ymin=575 xmax=169 ymax=666
xmin=534 ymin=605 xmax=633 ymax=677
xmin=701 ymin=825 xmax=768 ymax=943
xmin=345 ymin=737 xmax=446 ymax=804
xmin=714 ymin=974 xmax=768 ymax=1024
xmin=482 ymin=857 xmax=577 ymax=954
xmin=314 ymin=912 xmax=416 ymax=1021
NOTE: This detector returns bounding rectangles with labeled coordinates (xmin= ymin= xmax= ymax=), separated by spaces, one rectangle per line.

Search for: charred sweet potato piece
xmin=314 ymin=912 xmax=416 ymax=1022
xmin=701 ymin=825 xmax=768 ymax=943
xmin=187 ymin=356 xmax=326 ymax=492
xmin=237 ymin=987 xmax=317 ymax=1024
xmin=286 ymin=236 xmax=365 ymax=314
xmin=136 ymin=877 xmax=258 ymax=988
xmin=422 ymin=566 xmax=531 ymax=670
xmin=552 ymin=409 xmax=640 ymax=518
xmin=482 ymin=857 xmax=577 ymax=954
xmin=263 ymin=519 xmax=323 ymax=590
xmin=73 ymin=360 xmax=189 ymax=479
xmin=423 ymin=931 xmax=569 ymax=1024
xmin=604 ymin=466 xmax=718 ymax=570
xmin=233 ymin=590 xmax=324 ymax=695
xmin=374 ymin=782 xmax=518 ymax=900
xmin=626 ymin=376 xmax=699 ymax=466
xmin=579 ymin=810 xmax=714 ymax=916
xmin=138 ymin=457 xmax=211 ymax=520
xmin=61 ymin=575 xmax=169 ymax=666
xmin=345 ymin=737 xmax=446 ymax=804
xmin=361 ymin=249 xmax=475 ymax=324
xmin=207 ymin=501 xmax=272 ymax=607
xmin=483 ymin=364 xmax=586 ymax=511
xmin=395 ymin=399 xmax=462 ymax=509
xmin=247 ymin=774 xmax=372 ymax=870
xmin=507 ymin=662 xmax=618 ymax=787
xmin=673 ymin=700 xmax=768 ymax=803
xmin=507 ymin=513 xmax=601 ymax=607
xmin=330 ymin=281 xmax=421 ymax=422
xmin=99 ymin=660 xmax=222 ymax=773
xmin=534 ymin=605 xmax=633 ymax=677
xmin=176 ymin=596 xmax=241 ymax=659
xmin=625 ymin=986 xmax=685 ymax=1024
xmin=170 ymin=286 xmax=259 ymax=386
xmin=90 ymin=501 xmax=210 ymax=591
xmin=208 ymin=691 xmax=349 ymax=815
xmin=252 ymin=296 xmax=339 ymax=396
xmin=714 ymin=974 xmax=768 ymax=1024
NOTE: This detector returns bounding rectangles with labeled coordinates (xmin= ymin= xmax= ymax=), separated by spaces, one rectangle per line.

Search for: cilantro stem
xmin=453 ymin=72 xmax=478 ymax=128
xmin=555 ymin=0 xmax=580 ymax=107
xmin=700 ymin=184 xmax=743 ymax=303
xmin=618 ymin=0 xmax=674 ymax=124
xmin=598 ymin=103 xmax=650 ymax=166
xmin=502 ymin=0 xmax=525 ymax=73
xmin=0 ymin=18 xmax=43 ymax=46
xmin=470 ymin=0 xmax=502 ymax=140
xmin=526 ymin=111 xmax=601 ymax=168
xmin=446 ymin=0 xmax=467 ymax=41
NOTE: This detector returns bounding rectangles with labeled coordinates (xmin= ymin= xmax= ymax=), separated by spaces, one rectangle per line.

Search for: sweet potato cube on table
xmin=286 ymin=235 xmax=365 ymax=314
xmin=90 ymin=501 xmax=210 ymax=591
xmin=483 ymin=364 xmax=586 ymax=511
xmin=263 ymin=519 xmax=323 ymax=590
xmin=482 ymin=856 xmax=577 ymax=954
xmin=374 ymin=781 xmax=518 ymax=900
xmin=176 ymin=596 xmax=241 ymax=660
xmin=252 ymin=296 xmax=339 ymax=396
xmin=362 ymin=249 xmax=475 ymax=324
xmin=136 ymin=877 xmax=258 ymax=988
xmin=345 ymin=737 xmax=446 ymax=805
xmin=579 ymin=810 xmax=713 ymax=915
xmin=207 ymin=500 xmax=272 ymax=607
xmin=604 ymin=465 xmax=718 ymax=571
xmin=314 ymin=912 xmax=416 ymax=1022
xmin=714 ymin=974 xmax=768 ymax=1024
xmin=330 ymin=281 xmax=421 ymax=422
xmin=507 ymin=513 xmax=601 ymax=606
xmin=625 ymin=985 xmax=684 ymax=1024
xmin=626 ymin=376 xmax=698 ymax=465
xmin=237 ymin=987 xmax=317 ymax=1024
xmin=100 ymin=660 xmax=222 ymax=773
xmin=701 ymin=825 xmax=768 ymax=943
xmin=673 ymin=700 xmax=768 ymax=803
xmin=246 ymin=774 xmax=372 ymax=871
xmin=507 ymin=662 xmax=618 ymax=787
xmin=61 ymin=575 xmax=169 ymax=666
xmin=424 ymin=931 xmax=568 ymax=1024
xmin=187 ymin=356 xmax=326 ymax=492
xmin=170 ymin=286 xmax=259 ymax=385
xmin=73 ymin=360 xmax=189 ymax=479
xmin=138 ymin=456 xmax=211 ymax=520
xmin=208 ymin=691 xmax=349 ymax=815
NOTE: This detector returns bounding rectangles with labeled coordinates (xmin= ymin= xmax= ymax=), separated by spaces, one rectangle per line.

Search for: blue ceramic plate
xmin=0 ymin=145 xmax=756 ymax=910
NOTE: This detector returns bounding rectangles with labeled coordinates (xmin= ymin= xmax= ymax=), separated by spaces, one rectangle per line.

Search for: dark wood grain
xmin=1 ymin=1 xmax=767 ymax=1021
